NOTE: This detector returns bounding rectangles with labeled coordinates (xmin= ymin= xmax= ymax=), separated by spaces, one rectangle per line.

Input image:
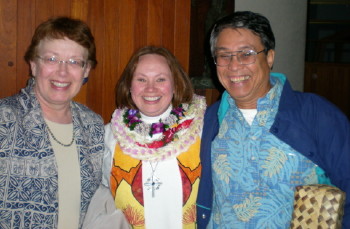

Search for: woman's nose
xmin=57 ymin=61 xmax=69 ymax=74
xmin=145 ymin=81 xmax=156 ymax=91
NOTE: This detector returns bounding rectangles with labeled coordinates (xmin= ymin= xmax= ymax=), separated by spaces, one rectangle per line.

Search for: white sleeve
xmin=82 ymin=185 xmax=131 ymax=229
xmin=102 ymin=123 xmax=117 ymax=187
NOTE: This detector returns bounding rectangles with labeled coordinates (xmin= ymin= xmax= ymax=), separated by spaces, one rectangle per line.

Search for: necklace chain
xmin=46 ymin=123 xmax=75 ymax=147
xmin=149 ymin=161 xmax=159 ymax=175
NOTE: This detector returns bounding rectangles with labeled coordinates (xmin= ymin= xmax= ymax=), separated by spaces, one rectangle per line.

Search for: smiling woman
xmin=0 ymin=17 xmax=105 ymax=229
xmin=85 ymin=46 xmax=207 ymax=229
xmin=130 ymin=54 xmax=175 ymax=117
xmin=30 ymin=38 xmax=91 ymax=120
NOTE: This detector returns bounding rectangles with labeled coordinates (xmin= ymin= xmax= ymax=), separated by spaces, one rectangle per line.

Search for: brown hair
xmin=24 ymin=16 xmax=97 ymax=68
xmin=115 ymin=46 xmax=194 ymax=109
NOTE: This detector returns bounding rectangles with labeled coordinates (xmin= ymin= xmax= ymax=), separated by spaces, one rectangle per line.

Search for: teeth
xmin=230 ymin=75 xmax=250 ymax=83
xmin=144 ymin=96 xmax=160 ymax=101
xmin=52 ymin=81 xmax=69 ymax=87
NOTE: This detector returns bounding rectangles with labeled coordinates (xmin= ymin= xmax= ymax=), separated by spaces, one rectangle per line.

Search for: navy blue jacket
xmin=196 ymin=79 xmax=350 ymax=228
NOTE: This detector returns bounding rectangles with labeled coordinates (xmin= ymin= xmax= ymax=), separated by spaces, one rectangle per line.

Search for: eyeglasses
xmin=214 ymin=49 xmax=266 ymax=66
xmin=36 ymin=56 xmax=87 ymax=69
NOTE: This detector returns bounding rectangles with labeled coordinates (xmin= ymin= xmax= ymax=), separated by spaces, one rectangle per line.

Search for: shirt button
xmin=251 ymin=156 xmax=255 ymax=160
xmin=202 ymin=214 xmax=206 ymax=219
xmin=251 ymin=136 xmax=257 ymax=140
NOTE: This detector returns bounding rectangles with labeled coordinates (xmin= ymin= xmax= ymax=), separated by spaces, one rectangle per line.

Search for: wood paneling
xmin=195 ymin=88 xmax=221 ymax=106
xmin=0 ymin=0 xmax=17 ymax=97
xmin=0 ymin=0 xmax=191 ymax=123
xmin=304 ymin=62 xmax=350 ymax=118
xmin=17 ymin=0 xmax=35 ymax=90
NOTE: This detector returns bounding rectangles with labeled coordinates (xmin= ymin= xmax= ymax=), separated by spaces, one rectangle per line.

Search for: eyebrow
xmin=215 ymin=46 xmax=253 ymax=52
xmin=39 ymin=52 xmax=85 ymax=59
xmin=133 ymin=72 xmax=170 ymax=78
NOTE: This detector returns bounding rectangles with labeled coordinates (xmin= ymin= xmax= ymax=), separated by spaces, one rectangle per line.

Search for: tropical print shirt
xmin=209 ymin=77 xmax=324 ymax=228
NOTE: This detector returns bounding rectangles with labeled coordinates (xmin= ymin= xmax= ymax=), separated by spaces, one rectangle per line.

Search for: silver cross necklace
xmin=144 ymin=162 xmax=162 ymax=198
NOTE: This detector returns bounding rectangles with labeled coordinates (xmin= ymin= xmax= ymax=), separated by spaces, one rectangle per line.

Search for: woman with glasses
xmin=0 ymin=17 xmax=104 ymax=228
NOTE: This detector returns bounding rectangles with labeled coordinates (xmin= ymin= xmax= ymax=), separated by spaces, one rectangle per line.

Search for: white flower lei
xmin=110 ymin=94 xmax=206 ymax=161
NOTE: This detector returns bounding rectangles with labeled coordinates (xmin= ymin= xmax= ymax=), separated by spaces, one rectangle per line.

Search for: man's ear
xmin=267 ymin=49 xmax=275 ymax=69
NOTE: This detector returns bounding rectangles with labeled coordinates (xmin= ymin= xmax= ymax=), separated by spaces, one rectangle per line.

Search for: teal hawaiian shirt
xmin=209 ymin=75 xmax=329 ymax=229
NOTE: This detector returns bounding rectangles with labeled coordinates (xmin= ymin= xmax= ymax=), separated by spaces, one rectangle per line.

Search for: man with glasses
xmin=196 ymin=11 xmax=350 ymax=228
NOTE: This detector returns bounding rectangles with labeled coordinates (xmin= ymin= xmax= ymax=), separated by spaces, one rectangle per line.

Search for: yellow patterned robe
xmin=110 ymin=137 xmax=201 ymax=228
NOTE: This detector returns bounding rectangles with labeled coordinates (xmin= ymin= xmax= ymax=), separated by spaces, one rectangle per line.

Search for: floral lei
xmin=110 ymin=94 xmax=206 ymax=161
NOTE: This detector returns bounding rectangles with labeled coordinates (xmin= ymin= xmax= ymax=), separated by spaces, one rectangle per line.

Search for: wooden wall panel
xmin=54 ymin=0 xmax=71 ymax=16
xmin=148 ymin=0 xmax=163 ymax=45
xmin=174 ymin=0 xmax=190 ymax=72
xmin=118 ymin=0 xmax=135 ymax=75
xmin=0 ymin=0 xmax=17 ymax=98
xmin=71 ymin=0 xmax=89 ymax=105
xmin=71 ymin=0 xmax=88 ymax=19
xmin=0 ymin=0 xmax=191 ymax=123
xmin=35 ymin=0 xmax=54 ymax=22
xmin=17 ymin=0 xmax=35 ymax=91
xmin=134 ymin=1 xmax=148 ymax=49
xmin=86 ymin=0 xmax=106 ymax=117
xmin=304 ymin=62 xmax=350 ymax=118
xmin=162 ymin=0 xmax=175 ymax=51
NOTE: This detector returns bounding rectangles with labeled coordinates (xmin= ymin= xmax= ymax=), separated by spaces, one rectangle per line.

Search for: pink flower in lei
xmin=151 ymin=122 xmax=167 ymax=136
xmin=123 ymin=109 xmax=142 ymax=130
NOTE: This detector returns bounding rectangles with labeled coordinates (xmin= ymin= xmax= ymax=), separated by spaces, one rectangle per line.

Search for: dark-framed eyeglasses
xmin=214 ymin=49 xmax=266 ymax=66
xmin=36 ymin=56 xmax=87 ymax=69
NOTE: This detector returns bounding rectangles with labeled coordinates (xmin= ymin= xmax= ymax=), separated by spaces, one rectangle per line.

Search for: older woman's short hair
xmin=115 ymin=46 xmax=194 ymax=109
xmin=24 ymin=16 xmax=97 ymax=69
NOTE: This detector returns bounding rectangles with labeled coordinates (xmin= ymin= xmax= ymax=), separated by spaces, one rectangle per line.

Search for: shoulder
xmin=104 ymin=123 xmax=115 ymax=144
xmin=202 ymin=100 xmax=220 ymax=137
xmin=204 ymin=101 xmax=220 ymax=123
xmin=280 ymin=82 xmax=348 ymax=123
xmin=204 ymin=101 xmax=220 ymax=119
xmin=284 ymin=90 xmax=347 ymax=123
xmin=189 ymin=94 xmax=207 ymax=118
xmin=276 ymin=86 xmax=349 ymax=151
xmin=0 ymin=94 xmax=27 ymax=122
xmin=0 ymin=91 xmax=25 ymax=108
xmin=0 ymin=95 xmax=19 ymax=110
xmin=71 ymin=102 xmax=104 ymax=125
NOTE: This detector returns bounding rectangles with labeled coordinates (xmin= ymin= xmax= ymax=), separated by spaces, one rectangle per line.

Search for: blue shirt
xmin=209 ymin=76 xmax=325 ymax=228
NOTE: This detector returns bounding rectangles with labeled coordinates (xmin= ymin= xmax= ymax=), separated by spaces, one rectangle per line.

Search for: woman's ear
xmin=82 ymin=77 xmax=89 ymax=84
xmin=30 ymin=61 xmax=37 ymax=77
xmin=82 ymin=62 xmax=92 ymax=84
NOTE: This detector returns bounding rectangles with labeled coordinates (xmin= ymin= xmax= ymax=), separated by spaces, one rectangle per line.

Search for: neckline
xmin=140 ymin=105 xmax=172 ymax=124
xmin=45 ymin=119 xmax=75 ymax=147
